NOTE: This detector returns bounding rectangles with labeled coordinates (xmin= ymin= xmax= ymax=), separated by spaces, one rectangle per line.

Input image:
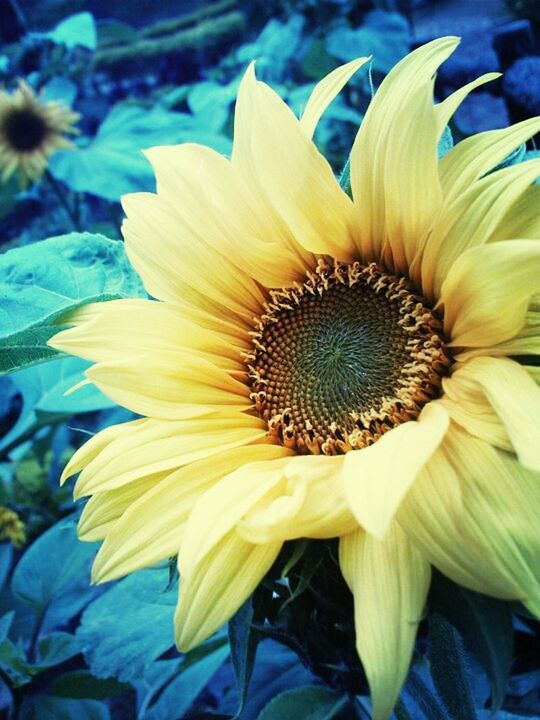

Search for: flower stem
xmin=44 ymin=169 xmax=81 ymax=231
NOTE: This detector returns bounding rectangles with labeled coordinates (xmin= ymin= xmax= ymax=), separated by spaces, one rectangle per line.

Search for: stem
xmin=44 ymin=170 xmax=81 ymax=231
xmin=0 ymin=416 xmax=69 ymax=460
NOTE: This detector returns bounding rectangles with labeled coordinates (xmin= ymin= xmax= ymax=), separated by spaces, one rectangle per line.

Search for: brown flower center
xmin=246 ymin=259 xmax=452 ymax=455
xmin=3 ymin=108 xmax=48 ymax=152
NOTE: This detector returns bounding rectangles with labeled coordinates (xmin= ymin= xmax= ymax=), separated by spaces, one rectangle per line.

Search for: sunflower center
xmin=247 ymin=259 xmax=452 ymax=455
xmin=2 ymin=108 xmax=48 ymax=152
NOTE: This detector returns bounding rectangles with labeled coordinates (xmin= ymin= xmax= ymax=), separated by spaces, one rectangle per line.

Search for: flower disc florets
xmin=247 ymin=259 xmax=453 ymax=455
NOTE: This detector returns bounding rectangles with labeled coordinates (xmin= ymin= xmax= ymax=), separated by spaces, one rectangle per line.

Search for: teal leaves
xmin=0 ymin=232 xmax=144 ymax=374
xmin=257 ymin=686 xmax=348 ymax=720
xmin=50 ymin=103 xmax=232 ymax=202
xmin=326 ymin=10 xmax=410 ymax=74
xmin=76 ymin=568 xmax=177 ymax=682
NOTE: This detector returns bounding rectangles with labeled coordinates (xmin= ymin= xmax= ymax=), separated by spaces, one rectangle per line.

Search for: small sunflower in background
xmin=0 ymin=79 xmax=79 ymax=186
xmin=49 ymin=37 xmax=540 ymax=720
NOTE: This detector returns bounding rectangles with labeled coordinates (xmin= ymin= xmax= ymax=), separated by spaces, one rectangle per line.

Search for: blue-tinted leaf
xmin=430 ymin=574 xmax=513 ymax=711
xmin=0 ymin=232 xmax=144 ymax=375
xmin=0 ymin=358 xmax=116 ymax=453
xmin=429 ymin=614 xmax=478 ymax=720
xmin=37 ymin=632 xmax=81 ymax=667
xmin=326 ymin=11 xmax=410 ymax=73
xmin=43 ymin=77 xmax=78 ymax=106
xmin=221 ymin=640 xmax=314 ymax=720
xmin=50 ymin=104 xmax=231 ymax=201
xmin=257 ymin=685 xmax=348 ymax=720
xmin=47 ymin=12 xmax=97 ymax=51
xmin=49 ymin=672 xmax=129 ymax=700
xmin=237 ymin=15 xmax=305 ymax=82
xmin=0 ymin=545 xmax=13 ymax=592
xmin=228 ymin=597 xmax=258 ymax=716
xmin=20 ymin=695 xmax=110 ymax=720
xmin=11 ymin=517 xmax=98 ymax=626
xmin=438 ymin=125 xmax=454 ymax=159
xmin=145 ymin=645 xmax=229 ymax=720
xmin=77 ymin=567 xmax=177 ymax=681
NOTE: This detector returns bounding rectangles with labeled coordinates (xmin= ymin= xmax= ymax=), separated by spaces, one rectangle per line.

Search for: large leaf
xmin=50 ymin=103 xmax=231 ymax=201
xmin=145 ymin=644 xmax=230 ymax=720
xmin=20 ymin=695 xmax=110 ymax=720
xmin=11 ymin=517 xmax=98 ymax=629
xmin=257 ymin=686 xmax=348 ymax=720
xmin=428 ymin=614 xmax=478 ymax=720
xmin=76 ymin=567 xmax=177 ymax=682
xmin=430 ymin=573 xmax=513 ymax=711
xmin=0 ymin=232 xmax=144 ymax=374
xmin=220 ymin=640 xmax=314 ymax=720
xmin=326 ymin=10 xmax=410 ymax=74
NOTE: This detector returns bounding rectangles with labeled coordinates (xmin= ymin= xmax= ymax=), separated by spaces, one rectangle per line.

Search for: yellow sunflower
xmin=49 ymin=37 xmax=540 ymax=719
xmin=0 ymin=79 xmax=79 ymax=185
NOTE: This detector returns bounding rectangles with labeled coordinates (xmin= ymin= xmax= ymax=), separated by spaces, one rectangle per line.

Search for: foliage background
xmin=0 ymin=0 xmax=539 ymax=718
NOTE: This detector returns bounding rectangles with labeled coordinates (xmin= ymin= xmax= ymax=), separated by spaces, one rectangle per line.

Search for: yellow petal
xmin=421 ymin=159 xmax=540 ymax=301
xmin=145 ymin=143 xmax=303 ymax=288
xmin=74 ymin=414 xmax=266 ymax=498
xmin=444 ymin=427 xmax=540 ymax=616
xmin=342 ymin=403 xmax=449 ymax=538
xmin=440 ymin=240 xmax=540 ymax=348
xmin=122 ymin=192 xmax=263 ymax=320
xmin=397 ymin=428 xmax=523 ymax=599
xmin=350 ymin=37 xmax=458 ymax=272
xmin=175 ymin=529 xmax=281 ymax=651
xmin=299 ymin=57 xmax=370 ymax=139
xmin=456 ymin=296 xmax=540 ymax=360
xmin=91 ymin=444 xmax=288 ymax=583
xmin=178 ymin=456 xmax=292 ymax=578
xmin=439 ymin=116 xmax=540 ymax=203
xmin=60 ymin=419 xmax=144 ymax=484
xmin=49 ymin=299 xmax=249 ymax=364
xmin=487 ymin=185 xmax=540 ymax=244
xmin=443 ymin=357 xmax=540 ymax=471
xmin=434 ymin=72 xmax=500 ymax=137
xmin=85 ymin=352 xmax=250 ymax=420
xmin=339 ymin=524 xmax=430 ymax=720
xmin=78 ymin=473 xmax=164 ymax=541
xmin=233 ymin=64 xmax=357 ymax=260
xmin=237 ymin=454 xmax=357 ymax=544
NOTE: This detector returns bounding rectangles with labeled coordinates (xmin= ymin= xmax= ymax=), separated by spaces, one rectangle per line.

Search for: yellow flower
xmin=49 ymin=38 xmax=540 ymax=719
xmin=0 ymin=80 xmax=79 ymax=185
xmin=0 ymin=506 xmax=27 ymax=547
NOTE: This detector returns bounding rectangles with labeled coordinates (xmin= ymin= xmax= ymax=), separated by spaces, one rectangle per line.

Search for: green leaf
xmin=228 ymin=598 xmax=259 ymax=717
xmin=49 ymin=672 xmax=129 ymax=700
xmin=36 ymin=632 xmax=81 ymax=667
xmin=11 ymin=517 xmax=98 ymax=624
xmin=0 ymin=232 xmax=144 ymax=375
xmin=21 ymin=695 xmax=110 ymax=720
xmin=430 ymin=573 xmax=513 ymax=711
xmin=50 ymin=103 xmax=231 ymax=201
xmin=429 ymin=614 xmax=478 ymax=720
xmin=257 ymin=686 xmax=348 ymax=720
xmin=76 ymin=567 xmax=176 ymax=681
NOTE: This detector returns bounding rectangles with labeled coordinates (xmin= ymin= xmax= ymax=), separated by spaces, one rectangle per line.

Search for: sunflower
xmin=49 ymin=37 xmax=540 ymax=719
xmin=0 ymin=79 xmax=79 ymax=185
